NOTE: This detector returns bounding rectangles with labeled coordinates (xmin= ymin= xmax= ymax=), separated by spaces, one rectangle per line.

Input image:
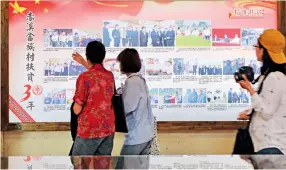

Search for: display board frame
xmin=1 ymin=1 xmax=286 ymax=132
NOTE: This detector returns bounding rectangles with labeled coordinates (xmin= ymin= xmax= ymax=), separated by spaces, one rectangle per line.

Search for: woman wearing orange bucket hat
xmin=237 ymin=29 xmax=286 ymax=155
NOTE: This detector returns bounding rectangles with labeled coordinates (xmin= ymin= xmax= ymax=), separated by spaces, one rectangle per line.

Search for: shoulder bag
xmin=232 ymin=74 xmax=268 ymax=154
xmin=112 ymin=82 xmax=128 ymax=133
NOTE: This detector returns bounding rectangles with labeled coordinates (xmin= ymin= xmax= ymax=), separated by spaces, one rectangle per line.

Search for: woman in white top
xmin=237 ymin=29 xmax=286 ymax=154
xmin=184 ymin=27 xmax=191 ymax=36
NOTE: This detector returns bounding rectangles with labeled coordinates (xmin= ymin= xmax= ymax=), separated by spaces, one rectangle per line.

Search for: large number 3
xmin=20 ymin=85 xmax=31 ymax=102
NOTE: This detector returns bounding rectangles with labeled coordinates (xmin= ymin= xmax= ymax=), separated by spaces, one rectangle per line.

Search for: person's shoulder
xmin=125 ymin=75 xmax=143 ymax=85
xmin=76 ymin=71 xmax=89 ymax=81
xmin=103 ymin=69 xmax=114 ymax=76
xmin=267 ymin=72 xmax=286 ymax=80
xmin=265 ymin=72 xmax=286 ymax=86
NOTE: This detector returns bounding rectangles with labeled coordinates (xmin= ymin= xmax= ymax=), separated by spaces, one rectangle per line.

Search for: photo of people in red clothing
xmin=212 ymin=28 xmax=241 ymax=46
xmin=146 ymin=58 xmax=173 ymax=76
xmin=159 ymin=88 xmax=183 ymax=104
xmin=103 ymin=58 xmax=122 ymax=78
xmin=66 ymin=89 xmax=75 ymax=105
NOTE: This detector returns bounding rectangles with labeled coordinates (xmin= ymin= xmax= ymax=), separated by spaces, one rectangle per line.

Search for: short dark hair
xmin=117 ymin=48 xmax=141 ymax=73
xmin=86 ymin=41 xmax=106 ymax=64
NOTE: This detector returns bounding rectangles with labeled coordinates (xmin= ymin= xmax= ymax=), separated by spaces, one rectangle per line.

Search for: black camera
xmin=234 ymin=66 xmax=255 ymax=83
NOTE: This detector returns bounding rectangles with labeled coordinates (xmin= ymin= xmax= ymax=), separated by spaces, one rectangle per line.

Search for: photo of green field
xmin=176 ymin=20 xmax=212 ymax=47
xmin=176 ymin=35 xmax=211 ymax=47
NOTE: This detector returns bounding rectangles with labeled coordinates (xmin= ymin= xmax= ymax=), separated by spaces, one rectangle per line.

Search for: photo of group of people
xmin=103 ymin=20 xmax=140 ymax=47
xmin=183 ymin=88 xmax=207 ymax=104
xmin=103 ymin=20 xmax=177 ymax=48
xmin=241 ymin=28 xmax=266 ymax=46
xmin=44 ymin=59 xmax=86 ymax=77
xmin=44 ymin=29 xmax=73 ymax=48
xmin=66 ymin=89 xmax=75 ymax=104
xmin=148 ymin=87 xmax=250 ymax=105
xmin=227 ymin=88 xmax=249 ymax=104
xmin=198 ymin=60 xmax=222 ymax=76
xmin=103 ymin=58 xmax=145 ymax=77
xmin=73 ymin=29 xmax=102 ymax=47
xmin=146 ymin=58 xmax=173 ymax=76
xmin=44 ymin=59 xmax=69 ymax=76
xmin=140 ymin=20 xmax=176 ymax=47
xmin=173 ymin=58 xmax=199 ymax=75
xmin=245 ymin=58 xmax=262 ymax=75
xmin=212 ymin=29 xmax=241 ymax=46
xmin=173 ymin=58 xmax=223 ymax=76
xmin=44 ymin=29 xmax=102 ymax=48
xmin=176 ymin=20 xmax=212 ymax=47
xmin=206 ymin=89 xmax=227 ymax=104
xmin=103 ymin=59 xmax=122 ymax=77
xmin=43 ymin=26 xmax=268 ymax=48
xmin=44 ymin=89 xmax=67 ymax=105
xmin=159 ymin=88 xmax=183 ymax=104
xmin=150 ymin=88 xmax=159 ymax=105
xmin=223 ymin=58 xmax=245 ymax=75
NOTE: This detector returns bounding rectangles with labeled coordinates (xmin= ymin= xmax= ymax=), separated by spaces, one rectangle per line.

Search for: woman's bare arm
xmin=72 ymin=52 xmax=90 ymax=70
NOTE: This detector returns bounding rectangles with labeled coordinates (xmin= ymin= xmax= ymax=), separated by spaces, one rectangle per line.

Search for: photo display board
xmin=8 ymin=0 xmax=277 ymax=122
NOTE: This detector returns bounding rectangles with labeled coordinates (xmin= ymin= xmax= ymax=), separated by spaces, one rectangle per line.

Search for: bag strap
xmin=247 ymin=73 xmax=269 ymax=129
xmin=114 ymin=81 xmax=117 ymax=94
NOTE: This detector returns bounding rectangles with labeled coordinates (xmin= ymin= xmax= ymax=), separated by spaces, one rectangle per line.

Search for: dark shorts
xmin=72 ymin=134 xmax=114 ymax=156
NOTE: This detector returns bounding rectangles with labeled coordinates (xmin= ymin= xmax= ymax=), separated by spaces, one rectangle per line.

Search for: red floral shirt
xmin=73 ymin=64 xmax=115 ymax=139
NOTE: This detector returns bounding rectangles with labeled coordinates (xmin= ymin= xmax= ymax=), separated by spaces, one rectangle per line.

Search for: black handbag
xmin=232 ymin=115 xmax=255 ymax=154
xmin=232 ymin=74 xmax=268 ymax=155
xmin=112 ymin=83 xmax=128 ymax=133
xmin=69 ymin=101 xmax=77 ymax=156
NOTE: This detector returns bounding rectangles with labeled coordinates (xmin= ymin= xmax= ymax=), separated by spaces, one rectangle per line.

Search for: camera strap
xmin=247 ymin=72 xmax=269 ymax=129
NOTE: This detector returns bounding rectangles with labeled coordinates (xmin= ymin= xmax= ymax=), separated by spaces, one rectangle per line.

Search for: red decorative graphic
xmin=20 ymin=84 xmax=31 ymax=102
xmin=23 ymin=156 xmax=31 ymax=162
xmin=9 ymin=95 xmax=35 ymax=122
xmin=23 ymin=156 xmax=42 ymax=162
xmin=32 ymin=156 xmax=42 ymax=161
xmin=32 ymin=85 xmax=43 ymax=96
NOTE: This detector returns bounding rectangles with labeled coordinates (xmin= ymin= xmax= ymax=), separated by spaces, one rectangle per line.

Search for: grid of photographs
xmin=44 ymin=59 xmax=86 ymax=77
xmin=43 ymin=23 xmax=267 ymax=48
xmin=43 ymin=87 xmax=250 ymax=106
xmin=41 ymin=22 xmax=267 ymax=113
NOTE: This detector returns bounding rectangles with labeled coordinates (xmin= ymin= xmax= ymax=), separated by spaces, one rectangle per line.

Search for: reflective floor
xmin=2 ymin=155 xmax=286 ymax=169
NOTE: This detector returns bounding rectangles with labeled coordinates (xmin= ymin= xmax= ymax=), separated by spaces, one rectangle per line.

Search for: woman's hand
xmin=237 ymin=109 xmax=250 ymax=120
xmin=237 ymin=75 xmax=256 ymax=95
xmin=72 ymin=52 xmax=85 ymax=65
